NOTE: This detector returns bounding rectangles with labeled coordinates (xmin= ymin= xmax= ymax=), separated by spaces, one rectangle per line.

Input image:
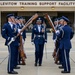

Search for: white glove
xmin=22 ymin=39 xmax=25 ymax=44
xmin=45 ymin=42 xmax=47 ymax=45
xmin=11 ymin=37 xmax=15 ymax=42
xmin=31 ymin=42 xmax=34 ymax=45
xmin=55 ymin=30 xmax=60 ymax=35
xmin=18 ymin=29 xmax=22 ymax=35
xmin=8 ymin=37 xmax=15 ymax=46
xmin=18 ymin=29 xmax=21 ymax=33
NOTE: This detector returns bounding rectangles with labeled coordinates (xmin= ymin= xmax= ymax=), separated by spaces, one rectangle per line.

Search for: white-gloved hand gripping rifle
xmin=8 ymin=13 xmax=38 ymax=45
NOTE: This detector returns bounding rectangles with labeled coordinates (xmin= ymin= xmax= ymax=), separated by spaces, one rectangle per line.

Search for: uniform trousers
xmin=61 ymin=48 xmax=70 ymax=72
xmin=8 ymin=43 xmax=18 ymax=72
xmin=35 ymin=43 xmax=44 ymax=65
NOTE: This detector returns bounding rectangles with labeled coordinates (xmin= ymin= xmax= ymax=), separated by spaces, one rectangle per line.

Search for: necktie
xmin=38 ymin=25 xmax=41 ymax=32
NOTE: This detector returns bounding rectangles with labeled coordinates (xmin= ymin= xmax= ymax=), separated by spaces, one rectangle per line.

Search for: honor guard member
xmin=52 ymin=18 xmax=59 ymax=63
xmin=11 ymin=16 xmax=20 ymax=69
xmin=53 ymin=18 xmax=64 ymax=65
xmin=17 ymin=16 xmax=27 ymax=65
xmin=13 ymin=16 xmax=22 ymax=67
xmin=52 ymin=18 xmax=58 ymax=43
xmin=31 ymin=17 xmax=47 ymax=66
xmin=57 ymin=17 xmax=65 ymax=66
xmin=19 ymin=16 xmax=27 ymax=62
xmin=56 ymin=16 xmax=74 ymax=73
xmin=15 ymin=16 xmax=22 ymax=65
xmin=1 ymin=14 xmax=19 ymax=74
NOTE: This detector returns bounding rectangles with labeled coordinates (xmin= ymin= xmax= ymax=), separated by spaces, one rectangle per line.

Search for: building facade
xmin=0 ymin=1 xmax=75 ymax=33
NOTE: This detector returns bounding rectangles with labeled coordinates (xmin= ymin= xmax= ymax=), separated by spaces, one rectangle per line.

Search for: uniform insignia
xmin=2 ymin=29 xmax=5 ymax=31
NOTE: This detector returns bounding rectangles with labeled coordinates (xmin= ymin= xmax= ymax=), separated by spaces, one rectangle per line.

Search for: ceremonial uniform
xmin=56 ymin=16 xmax=74 ymax=73
xmin=13 ymin=24 xmax=20 ymax=68
xmin=16 ymin=16 xmax=26 ymax=65
xmin=57 ymin=24 xmax=63 ymax=64
xmin=52 ymin=18 xmax=62 ymax=64
xmin=31 ymin=18 xmax=47 ymax=66
xmin=1 ymin=14 xmax=19 ymax=74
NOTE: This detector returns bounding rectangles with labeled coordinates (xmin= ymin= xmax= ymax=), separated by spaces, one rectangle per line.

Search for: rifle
xmin=44 ymin=13 xmax=59 ymax=64
xmin=20 ymin=13 xmax=38 ymax=33
xmin=8 ymin=13 xmax=38 ymax=45
xmin=18 ymin=35 xmax=27 ymax=65
xmin=53 ymin=40 xmax=59 ymax=64
xmin=44 ymin=13 xmax=56 ymax=33
xmin=7 ymin=13 xmax=38 ymax=65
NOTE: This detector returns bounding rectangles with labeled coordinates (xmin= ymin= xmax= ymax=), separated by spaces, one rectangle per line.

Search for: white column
xmin=0 ymin=11 xmax=1 ymax=35
xmin=74 ymin=11 xmax=75 ymax=32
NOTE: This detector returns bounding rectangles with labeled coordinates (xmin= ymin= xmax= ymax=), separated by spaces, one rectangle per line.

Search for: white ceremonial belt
xmin=36 ymin=35 xmax=43 ymax=37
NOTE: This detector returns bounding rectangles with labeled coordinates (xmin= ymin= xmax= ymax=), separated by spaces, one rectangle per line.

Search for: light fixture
xmin=21 ymin=6 xmax=24 ymax=10
xmin=51 ymin=6 xmax=55 ymax=10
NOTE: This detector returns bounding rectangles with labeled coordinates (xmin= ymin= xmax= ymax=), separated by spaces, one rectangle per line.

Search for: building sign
xmin=0 ymin=1 xmax=75 ymax=7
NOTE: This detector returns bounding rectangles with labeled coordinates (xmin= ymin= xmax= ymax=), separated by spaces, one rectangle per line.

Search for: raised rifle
xmin=44 ymin=13 xmax=59 ymax=64
xmin=44 ymin=13 xmax=56 ymax=33
xmin=8 ymin=13 xmax=38 ymax=45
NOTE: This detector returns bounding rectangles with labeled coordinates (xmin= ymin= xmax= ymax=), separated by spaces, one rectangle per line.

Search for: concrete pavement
xmin=0 ymin=33 xmax=75 ymax=75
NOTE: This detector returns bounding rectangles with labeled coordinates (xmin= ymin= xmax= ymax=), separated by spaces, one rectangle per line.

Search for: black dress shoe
xmin=14 ymin=66 xmax=20 ymax=69
xmin=61 ymin=70 xmax=70 ymax=73
xmin=59 ymin=66 xmax=64 ymax=69
xmin=39 ymin=64 xmax=42 ymax=66
xmin=8 ymin=71 xmax=18 ymax=74
xmin=34 ymin=63 xmax=37 ymax=66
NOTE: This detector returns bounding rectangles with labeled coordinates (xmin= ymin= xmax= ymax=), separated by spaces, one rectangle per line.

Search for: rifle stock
xmin=20 ymin=13 xmax=38 ymax=33
xmin=44 ymin=13 xmax=56 ymax=33
xmin=18 ymin=35 xmax=26 ymax=65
